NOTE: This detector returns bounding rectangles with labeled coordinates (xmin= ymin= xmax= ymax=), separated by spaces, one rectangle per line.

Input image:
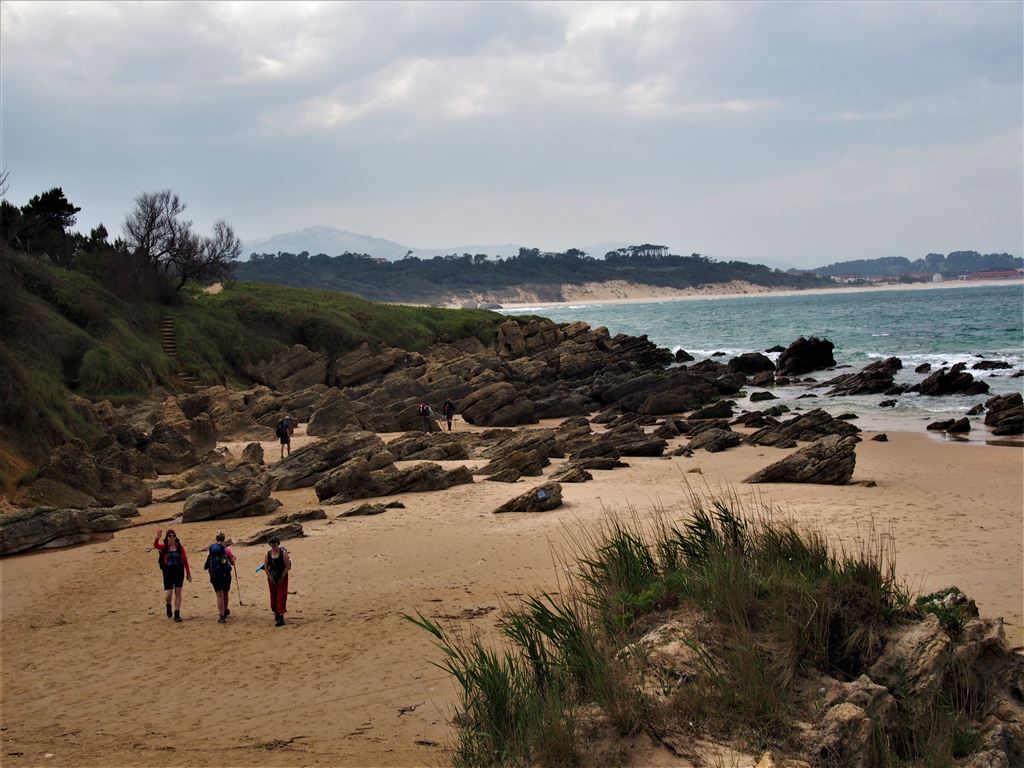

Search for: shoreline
xmin=497 ymin=277 xmax=1024 ymax=311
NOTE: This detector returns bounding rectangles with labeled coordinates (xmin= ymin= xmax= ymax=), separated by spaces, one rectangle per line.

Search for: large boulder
xmin=188 ymin=413 xmax=217 ymax=454
xmin=494 ymin=482 xmax=563 ymax=513
xmin=180 ymin=474 xmax=281 ymax=522
xmin=824 ymin=357 xmax=903 ymax=396
xmin=145 ymin=423 xmax=200 ymax=474
xmin=315 ymin=461 xmax=473 ymax=505
xmin=867 ymin=614 xmax=951 ymax=703
xmin=460 ymin=382 xmax=538 ymax=427
xmin=743 ymin=435 xmax=857 ymax=485
xmin=478 ymin=449 xmax=549 ymax=483
xmin=747 ymin=409 xmax=860 ymax=447
xmin=0 ymin=504 xmax=138 ymax=556
xmin=912 ymin=363 xmax=990 ymax=396
xmin=250 ymin=344 xmax=327 ymax=391
xmin=776 ymin=336 xmax=836 ymax=376
xmin=333 ymin=344 xmax=408 ymax=387
xmin=306 ymin=389 xmax=361 ymax=436
xmin=728 ymin=352 xmax=775 ymax=375
xmin=984 ymin=393 xmax=1024 ymax=435
xmin=687 ymin=428 xmax=741 ymax=453
xmin=16 ymin=439 xmax=153 ymax=509
xmin=265 ymin=431 xmax=393 ymax=490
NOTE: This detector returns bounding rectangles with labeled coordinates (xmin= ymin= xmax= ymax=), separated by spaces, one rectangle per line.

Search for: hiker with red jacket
xmin=154 ymin=528 xmax=192 ymax=622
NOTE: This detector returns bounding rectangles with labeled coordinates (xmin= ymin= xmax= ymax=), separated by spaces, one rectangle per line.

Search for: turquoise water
xmin=504 ymin=284 xmax=1024 ymax=436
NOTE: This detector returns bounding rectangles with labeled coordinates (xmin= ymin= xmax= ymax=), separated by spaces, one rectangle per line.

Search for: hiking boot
xmin=275 ymin=614 xmax=285 ymax=626
xmin=224 ymin=608 xmax=230 ymax=617
xmin=218 ymin=615 xmax=226 ymax=624
xmin=174 ymin=611 xmax=182 ymax=622
xmin=165 ymin=604 xmax=173 ymax=618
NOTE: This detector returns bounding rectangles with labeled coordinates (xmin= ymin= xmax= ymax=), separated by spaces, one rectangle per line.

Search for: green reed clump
xmin=411 ymin=492 xmax=922 ymax=765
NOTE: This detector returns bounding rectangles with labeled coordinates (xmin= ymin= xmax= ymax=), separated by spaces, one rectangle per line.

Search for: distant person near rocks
xmin=418 ymin=402 xmax=435 ymax=432
xmin=442 ymin=399 xmax=455 ymax=431
xmin=264 ymin=537 xmax=292 ymax=626
xmin=154 ymin=528 xmax=192 ymax=622
xmin=204 ymin=532 xmax=236 ymax=624
xmin=276 ymin=414 xmax=294 ymax=460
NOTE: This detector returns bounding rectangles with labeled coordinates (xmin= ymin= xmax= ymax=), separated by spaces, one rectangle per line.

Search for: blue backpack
xmin=205 ymin=543 xmax=232 ymax=581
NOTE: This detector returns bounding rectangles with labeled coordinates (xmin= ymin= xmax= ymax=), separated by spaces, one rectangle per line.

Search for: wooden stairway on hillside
xmin=159 ymin=316 xmax=202 ymax=391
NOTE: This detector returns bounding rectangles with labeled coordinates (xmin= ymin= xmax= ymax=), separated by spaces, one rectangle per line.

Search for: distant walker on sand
xmin=276 ymin=413 xmax=295 ymax=460
xmin=442 ymin=399 xmax=455 ymax=431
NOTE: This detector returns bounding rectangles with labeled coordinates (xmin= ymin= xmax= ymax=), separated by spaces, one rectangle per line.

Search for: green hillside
xmin=0 ymin=251 xmax=501 ymax=490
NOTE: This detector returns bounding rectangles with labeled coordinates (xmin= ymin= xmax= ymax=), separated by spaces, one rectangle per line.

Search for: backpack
xmin=275 ymin=419 xmax=288 ymax=439
xmin=417 ymin=403 xmax=427 ymax=416
xmin=205 ymin=542 xmax=232 ymax=581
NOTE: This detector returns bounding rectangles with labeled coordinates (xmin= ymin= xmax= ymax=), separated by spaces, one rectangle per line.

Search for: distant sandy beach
xmin=495 ymin=277 xmax=1024 ymax=310
xmin=2 ymin=423 xmax=1021 ymax=767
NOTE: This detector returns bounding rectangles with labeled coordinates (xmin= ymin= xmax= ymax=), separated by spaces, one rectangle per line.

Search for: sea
xmin=503 ymin=283 xmax=1024 ymax=442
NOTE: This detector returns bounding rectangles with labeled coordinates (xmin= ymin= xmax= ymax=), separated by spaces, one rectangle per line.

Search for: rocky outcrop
xmin=728 ymin=352 xmax=774 ymax=375
xmin=241 ymin=442 xmax=264 ymax=465
xmin=687 ymin=428 xmax=741 ymax=453
xmin=250 ymin=344 xmax=328 ymax=391
xmin=570 ymin=424 xmax=667 ymax=460
xmin=494 ymin=482 xmax=563 ymax=513
xmin=550 ymin=463 xmax=593 ymax=483
xmin=265 ymin=431 xmax=393 ymax=490
xmin=386 ymin=432 xmax=471 ymax=461
xmin=984 ymin=393 xmax=1024 ymax=435
xmin=188 ymin=413 xmax=217 ymax=453
xmin=743 ymin=435 xmax=857 ymax=484
xmin=972 ymin=360 xmax=1012 ymax=370
xmin=306 ymin=389 xmax=361 ymax=436
xmin=911 ymin=363 xmax=990 ymax=396
xmin=145 ymin=423 xmax=200 ymax=474
xmin=824 ymin=357 xmax=903 ymax=396
xmin=478 ymin=449 xmax=549 ymax=483
xmin=747 ymin=409 xmax=860 ymax=448
xmin=460 ymin=382 xmax=538 ymax=427
xmin=15 ymin=440 xmax=153 ymax=509
xmin=333 ymin=344 xmax=408 ymax=387
xmin=776 ymin=337 xmax=836 ymax=376
xmin=238 ymin=522 xmax=304 ymax=546
xmin=0 ymin=504 xmax=139 ymax=556
xmin=315 ymin=461 xmax=473 ymax=505
xmin=267 ymin=509 xmax=327 ymax=526
xmin=180 ymin=474 xmax=281 ymax=522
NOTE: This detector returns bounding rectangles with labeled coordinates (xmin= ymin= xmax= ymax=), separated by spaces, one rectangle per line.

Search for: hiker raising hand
xmin=154 ymin=528 xmax=191 ymax=622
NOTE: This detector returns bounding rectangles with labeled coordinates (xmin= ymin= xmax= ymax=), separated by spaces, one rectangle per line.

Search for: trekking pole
xmin=233 ymin=563 xmax=244 ymax=606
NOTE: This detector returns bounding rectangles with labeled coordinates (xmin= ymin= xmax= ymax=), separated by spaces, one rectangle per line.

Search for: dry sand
xmin=2 ymin=424 xmax=1022 ymax=766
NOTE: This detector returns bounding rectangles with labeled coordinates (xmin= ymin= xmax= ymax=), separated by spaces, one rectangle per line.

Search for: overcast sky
xmin=2 ymin=1 xmax=1021 ymax=266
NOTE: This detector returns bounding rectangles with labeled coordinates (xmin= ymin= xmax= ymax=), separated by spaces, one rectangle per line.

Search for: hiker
xmin=154 ymin=528 xmax=192 ymax=622
xmin=418 ymin=401 xmax=435 ymax=432
xmin=204 ymin=532 xmax=236 ymax=623
xmin=275 ymin=413 xmax=294 ymax=460
xmin=264 ymin=537 xmax=292 ymax=626
xmin=442 ymin=399 xmax=455 ymax=431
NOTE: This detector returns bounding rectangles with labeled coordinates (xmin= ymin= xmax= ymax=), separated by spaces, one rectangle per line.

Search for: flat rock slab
xmin=238 ymin=522 xmax=304 ymax=547
xmin=743 ymin=435 xmax=857 ymax=485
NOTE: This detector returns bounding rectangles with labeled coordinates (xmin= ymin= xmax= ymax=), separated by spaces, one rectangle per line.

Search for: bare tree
xmin=122 ymin=190 xmax=241 ymax=292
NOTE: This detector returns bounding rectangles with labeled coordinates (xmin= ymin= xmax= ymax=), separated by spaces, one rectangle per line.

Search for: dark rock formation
xmin=674 ymin=349 xmax=694 ymax=363
xmin=871 ymin=433 xmax=888 ymax=442
xmin=972 ymin=360 xmax=1012 ymax=370
xmin=315 ymin=461 xmax=473 ymax=505
xmin=776 ymin=336 xmax=836 ymax=376
xmin=250 ymin=344 xmax=327 ymax=392
xmin=181 ymin=474 xmax=281 ymax=522
xmin=386 ymin=432 xmax=471 ymax=461
xmin=946 ymin=417 xmax=971 ymax=434
xmin=728 ymin=352 xmax=774 ymax=375
xmin=743 ymin=435 xmax=857 ymax=485
xmin=926 ymin=420 xmax=955 ymax=431
xmin=911 ymin=363 xmax=990 ymax=396
xmin=687 ymin=428 xmax=741 ymax=453
xmin=460 ymin=382 xmax=538 ymax=427
xmin=878 ymin=400 xmax=897 ymax=408
xmin=914 ymin=363 xmax=932 ymax=373
xmin=241 ymin=442 xmax=264 ymax=465
xmin=15 ymin=440 xmax=153 ymax=509
xmin=479 ymin=449 xmax=549 ymax=483
xmin=306 ymin=389 xmax=360 ymax=436
xmin=749 ymin=391 xmax=777 ymax=402
xmin=984 ymin=393 xmax=1024 ymax=435
xmin=747 ymin=409 xmax=860 ymax=447
xmin=550 ymin=463 xmax=593 ymax=483
xmin=145 ymin=423 xmax=200 ymax=474
xmin=494 ymin=482 xmax=563 ymax=513
xmin=189 ymin=413 xmax=217 ymax=454
xmin=0 ymin=503 xmax=139 ymax=556
xmin=266 ymin=431 xmax=393 ymax=490
xmin=824 ymin=357 xmax=903 ymax=396
xmin=267 ymin=509 xmax=327 ymax=526
xmin=238 ymin=522 xmax=304 ymax=546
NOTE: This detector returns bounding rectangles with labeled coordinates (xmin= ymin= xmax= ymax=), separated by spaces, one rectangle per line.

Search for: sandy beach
xmin=494 ymin=277 xmax=1024 ymax=311
xmin=2 ymin=423 xmax=1021 ymax=767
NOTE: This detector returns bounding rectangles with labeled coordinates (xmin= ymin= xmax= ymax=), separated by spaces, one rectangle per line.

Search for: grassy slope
xmin=0 ymin=253 xmax=502 ymax=491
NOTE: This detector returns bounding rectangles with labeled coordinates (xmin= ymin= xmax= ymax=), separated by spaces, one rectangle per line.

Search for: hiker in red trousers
xmin=264 ymin=537 xmax=292 ymax=626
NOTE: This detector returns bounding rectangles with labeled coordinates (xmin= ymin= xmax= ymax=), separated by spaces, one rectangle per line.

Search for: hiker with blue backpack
xmin=204 ymin=532 xmax=237 ymax=623
xmin=276 ymin=414 xmax=294 ymax=460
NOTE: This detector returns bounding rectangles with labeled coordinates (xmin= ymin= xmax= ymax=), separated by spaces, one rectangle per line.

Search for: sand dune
xmin=2 ymin=426 xmax=1021 ymax=766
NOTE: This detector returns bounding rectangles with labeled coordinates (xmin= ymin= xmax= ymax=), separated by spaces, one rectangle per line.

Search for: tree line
xmin=1 ymin=178 xmax=240 ymax=303
xmin=812 ymin=251 xmax=1021 ymax=278
xmin=237 ymin=244 xmax=828 ymax=303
